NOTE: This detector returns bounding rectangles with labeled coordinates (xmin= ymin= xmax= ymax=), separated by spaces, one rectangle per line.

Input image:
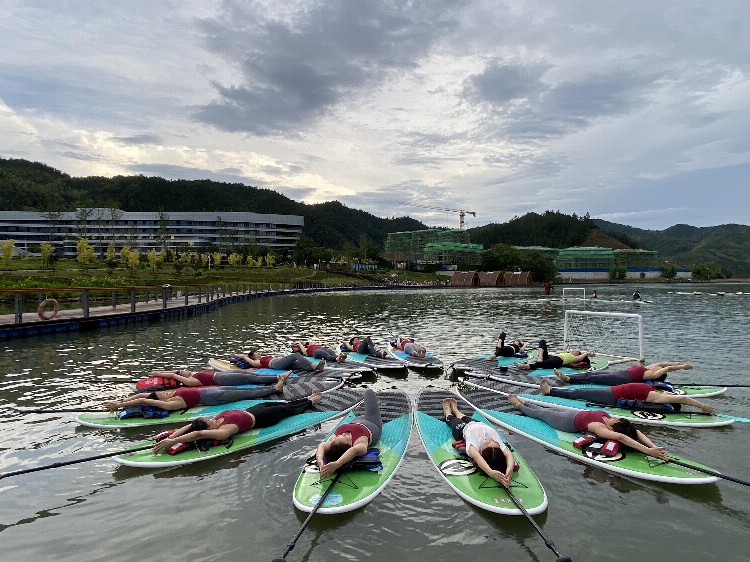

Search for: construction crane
xmin=399 ymin=202 xmax=477 ymax=230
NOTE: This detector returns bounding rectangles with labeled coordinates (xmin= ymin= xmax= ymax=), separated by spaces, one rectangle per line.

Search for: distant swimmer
xmin=632 ymin=290 xmax=642 ymax=301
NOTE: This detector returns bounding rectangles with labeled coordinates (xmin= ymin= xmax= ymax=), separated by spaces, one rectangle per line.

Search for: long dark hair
xmin=188 ymin=417 xmax=209 ymax=432
xmin=611 ymin=418 xmax=639 ymax=442
xmin=326 ymin=442 xmax=351 ymax=462
xmin=480 ymin=447 xmax=507 ymax=473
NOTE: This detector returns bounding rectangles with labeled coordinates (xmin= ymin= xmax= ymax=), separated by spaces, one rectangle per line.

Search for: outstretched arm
xmin=146 ymin=369 xmax=202 ymax=386
xmin=591 ymin=424 xmax=668 ymax=460
xmin=152 ymin=426 xmax=236 ymax=454
xmin=467 ymin=446 xmax=513 ymax=488
xmin=318 ymin=438 xmax=368 ymax=478
xmin=643 ymin=363 xmax=693 ymax=380
xmin=231 ymin=353 xmax=261 ymax=368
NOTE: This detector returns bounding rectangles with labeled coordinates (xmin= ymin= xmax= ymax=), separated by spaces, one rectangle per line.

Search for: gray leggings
xmin=518 ymin=403 xmax=579 ymax=433
xmin=198 ymin=386 xmax=278 ymax=406
xmin=567 ymin=370 xmax=630 ymax=386
xmin=214 ymin=372 xmax=281 ymax=386
xmin=550 ymin=386 xmax=616 ymax=405
xmin=269 ymin=353 xmax=315 ymax=371
xmin=350 ymin=389 xmax=383 ymax=444
xmin=312 ymin=347 xmax=338 ymax=362
xmin=356 ymin=337 xmax=378 ymax=356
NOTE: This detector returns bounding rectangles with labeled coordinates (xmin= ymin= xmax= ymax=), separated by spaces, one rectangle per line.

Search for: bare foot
xmin=554 ymin=369 xmax=570 ymax=383
xmin=337 ymin=353 xmax=347 ymax=363
xmin=274 ymin=373 xmax=289 ymax=392
xmin=507 ymin=393 xmax=523 ymax=409
xmin=442 ymin=397 xmax=457 ymax=417
xmin=315 ymin=360 xmax=326 ymax=372
xmin=309 ymin=390 xmax=323 ymax=404
xmin=515 ymin=363 xmax=530 ymax=370
xmin=684 ymin=364 xmax=693 ymax=370
xmin=539 ymin=379 xmax=552 ymax=395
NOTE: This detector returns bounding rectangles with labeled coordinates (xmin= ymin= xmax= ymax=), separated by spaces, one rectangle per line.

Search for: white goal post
xmin=564 ymin=310 xmax=644 ymax=364
xmin=562 ymin=287 xmax=586 ymax=300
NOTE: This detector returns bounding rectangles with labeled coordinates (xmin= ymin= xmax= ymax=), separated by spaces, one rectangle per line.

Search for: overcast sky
xmin=1 ymin=1 xmax=748 ymax=230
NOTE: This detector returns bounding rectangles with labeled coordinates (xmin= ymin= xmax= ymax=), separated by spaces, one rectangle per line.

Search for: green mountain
xmin=0 ymin=158 xmax=426 ymax=250
xmin=3 ymin=158 xmax=747 ymax=275
xmin=593 ymin=220 xmax=750 ymax=277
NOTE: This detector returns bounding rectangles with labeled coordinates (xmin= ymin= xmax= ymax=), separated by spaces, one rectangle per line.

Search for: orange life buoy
xmin=38 ymin=298 xmax=59 ymax=320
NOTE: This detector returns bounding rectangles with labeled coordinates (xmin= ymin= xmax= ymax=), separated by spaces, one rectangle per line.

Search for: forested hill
xmin=3 ymin=158 xmax=748 ymax=275
xmin=0 ymin=158 xmax=426 ymax=249
xmin=593 ymin=219 xmax=750 ymax=277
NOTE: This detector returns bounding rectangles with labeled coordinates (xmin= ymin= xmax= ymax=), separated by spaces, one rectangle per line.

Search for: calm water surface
xmin=1 ymin=284 xmax=749 ymax=561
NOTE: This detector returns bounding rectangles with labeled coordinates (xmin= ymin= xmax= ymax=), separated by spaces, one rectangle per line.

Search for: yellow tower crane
xmin=400 ymin=203 xmax=477 ymax=230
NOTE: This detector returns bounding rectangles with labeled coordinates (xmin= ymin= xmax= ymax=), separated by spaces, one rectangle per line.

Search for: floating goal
xmin=564 ymin=310 xmax=644 ymax=364
xmin=562 ymin=287 xmax=586 ymax=301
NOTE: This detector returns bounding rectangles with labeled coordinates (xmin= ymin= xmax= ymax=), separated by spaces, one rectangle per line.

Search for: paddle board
xmin=388 ymin=350 xmax=444 ymax=370
xmin=461 ymin=369 xmax=727 ymax=398
xmin=462 ymin=376 xmax=736 ymax=428
xmin=415 ymin=387 xmax=547 ymax=515
xmin=292 ymin=388 xmax=412 ymax=514
xmin=111 ymin=387 xmax=365 ymax=468
xmin=451 ymin=354 xmax=609 ymax=377
xmin=339 ymin=352 xmax=408 ymax=371
xmin=457 ymin=384 xmax=720 ymax=484
xmin=77 ymin=374 xmax=346 ymax=429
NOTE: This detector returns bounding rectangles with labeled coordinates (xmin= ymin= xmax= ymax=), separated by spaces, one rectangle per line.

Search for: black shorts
xmin=445 ymin=414 xmax=471 ymax=441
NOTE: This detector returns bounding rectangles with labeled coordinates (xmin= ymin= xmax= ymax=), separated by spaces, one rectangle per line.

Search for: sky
xmin=1 ymin=0 xmax=749 ymax=231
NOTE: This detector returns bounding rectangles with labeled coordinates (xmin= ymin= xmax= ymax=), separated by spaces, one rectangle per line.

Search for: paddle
xmin=14 ymin=408 xmax=111 ymax=414
xmin=0 ymin=443 xmax=153 ymax=480
xmin=667 ymin=458 xmax=750 ymax=487
xmin=504 ymin=487 xmax=571 ymax=562
xmin=272 ymin=468 xmax=346 ymax=562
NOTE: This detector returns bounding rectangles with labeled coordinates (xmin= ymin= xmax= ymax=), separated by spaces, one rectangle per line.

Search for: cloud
xmin=194 ymin=0 xmax=466 ymax=135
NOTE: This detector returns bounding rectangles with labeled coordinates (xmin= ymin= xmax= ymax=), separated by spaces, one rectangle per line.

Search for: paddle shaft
xmin=505 ymin=488 xmax=571 ymax=562
xmin=273 ymin=470 xmax=344 ymax=562
xmin=668 ymin=458 xmax=750 ymax=487
xmin=0 ymin=444 xmax=153 ymax=480
xmin=15 ymin=408 xmax=111 ymax=413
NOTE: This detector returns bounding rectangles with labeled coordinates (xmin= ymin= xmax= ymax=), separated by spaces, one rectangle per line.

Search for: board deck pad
xmin=389 ymin=350 xmax=444 ymax=370
xmin=462 ymin=376 xmax=735 ymax=428
xmin=451 ymin=354 xmax=609 ymax=377
xmin=415 ymin=387 xmax=547 ymax=515
xmin=292 ymin=388 xmax=412 ymax=514
xmin=457 ymin=382 xmax=720 ymax=484
xmin=207 ymin=357 xmax=371 ymax=376
xmin=460 ymin=369 xmax=727 ymax=398
xmin=339 ymin=352 xmax=407 ymax=371
xmin=77 ymin=374 xmax=346 ymax=429
xmin=111 ymin=387 xmax=365 ymax=468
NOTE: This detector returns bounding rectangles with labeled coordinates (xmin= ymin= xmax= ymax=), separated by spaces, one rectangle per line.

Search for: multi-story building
xmin=384 ymin=229 xmax=483 ymax=267
xmin=0 ymin=210 xmax=304 ymax=257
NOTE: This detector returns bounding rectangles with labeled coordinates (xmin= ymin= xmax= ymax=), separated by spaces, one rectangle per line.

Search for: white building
xmin=0 ymin=210 xmax=304 ymax=257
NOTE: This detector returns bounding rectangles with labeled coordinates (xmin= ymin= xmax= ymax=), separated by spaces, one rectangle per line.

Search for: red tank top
xmin=217 ymin=410 xmax=255 ymax=433
xmin=334 ymin=422 xmax=371 ymax=444
xmin=174 ymin=387 xmax=202 ymax=408
xmin=259 ymin=355 xmax=273 ymax=368
xmin=612 ymin=383 xmax=652 ymax=401
xmin=193 ymin=370 xmax=217 ymax=386
xmin=626 ymin=365 xmax=647 ymax=381
xmin=574 ymin=410 xmax=612 ymax=432
xmin=305 ymin=344 xmax=321 ymax=355
xmin=350 ymin=339 xmax=361 ymax=350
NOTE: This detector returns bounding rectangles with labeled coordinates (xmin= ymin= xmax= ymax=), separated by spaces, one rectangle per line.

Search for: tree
xmin=227 ymin=252 xmax=242 ymax=267
xmin=1 ymin=239 xmax=15 ymax=268
xmin=75 ymin=206 xmax=94 ymax=239
xmin=76 ymin=238 xmax=96 ymax=273
xmin=105 ymin=242 xmax=118 ymax=275
xmin=661 ymin=265 xmax=677 ymax=280
xmin=40 ymin=242 xmax=55 ymax=271
xmin=106 ymin=205 xmax=123 ymax=245
xmin=609 ymin=266 xmax=627 ymax=281
xmin=156 ymin=210 xmax=170 ymax=253
xmin=265 ymin=252 xmax=276 ymax=267
xmin=212 ymin=251 xmax=222 ymax=268
xmin=39 ymin=209 xmax=64 ymax=243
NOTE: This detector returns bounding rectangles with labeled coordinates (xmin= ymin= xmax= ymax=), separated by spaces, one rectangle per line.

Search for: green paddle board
xmin=462 ymin=375 xmax=736 ymax=428
xmin=292 ymin=388 xmax=412 ymax=514
xmin=458 ymin=384 xmax=720 ymax=484
xmin=76 ymin=374 xmax=344 ymax=429
xmin=415 ymin=387 xmax=547 ymax=515
xmin=462 ymin=370 xmax=727 ymax=400
xmin=111 ymin=387 xmax=364 ymax=468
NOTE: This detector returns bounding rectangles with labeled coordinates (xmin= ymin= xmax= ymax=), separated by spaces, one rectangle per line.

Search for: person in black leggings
xmin=152 ymin=391 xmax=323 ymax=454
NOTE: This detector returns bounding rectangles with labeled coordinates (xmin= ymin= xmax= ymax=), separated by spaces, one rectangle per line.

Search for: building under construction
xmin=516 ymin=246 xmax=662 ymax=280
xmin=384 ymin=229 xmax=483 ymax=266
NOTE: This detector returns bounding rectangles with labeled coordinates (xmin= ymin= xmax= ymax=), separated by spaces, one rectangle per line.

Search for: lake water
xmin=1 ymin=284 xmax=749 ymax=562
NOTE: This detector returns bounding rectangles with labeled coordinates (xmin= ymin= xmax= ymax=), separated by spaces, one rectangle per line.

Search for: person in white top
xmin=442 ymin=397 xmax=515 ymax=487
